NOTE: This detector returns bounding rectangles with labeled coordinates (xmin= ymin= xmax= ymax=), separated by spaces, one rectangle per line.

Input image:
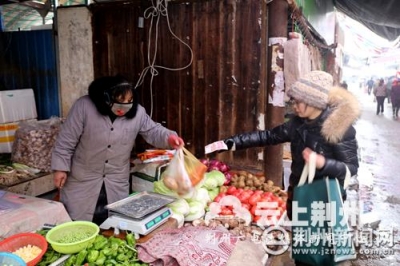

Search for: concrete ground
xmin=267 ymin=84 xmax=400 ymax=266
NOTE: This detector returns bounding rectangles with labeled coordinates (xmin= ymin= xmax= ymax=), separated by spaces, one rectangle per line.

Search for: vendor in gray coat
xmin=51 ymin=75 xmax=184 ymax=224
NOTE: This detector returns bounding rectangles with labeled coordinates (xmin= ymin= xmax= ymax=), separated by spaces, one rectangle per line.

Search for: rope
xmin=134 ymin=0 xmax=194 ymax=118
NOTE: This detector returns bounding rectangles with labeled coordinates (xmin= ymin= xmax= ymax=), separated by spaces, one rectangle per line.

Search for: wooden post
xmin=265 ymin=0 xmax=288 ymax=187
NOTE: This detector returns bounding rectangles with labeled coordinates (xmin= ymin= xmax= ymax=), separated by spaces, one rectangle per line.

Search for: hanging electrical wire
xmin=134 ymin=0 xmax=194 ymax=118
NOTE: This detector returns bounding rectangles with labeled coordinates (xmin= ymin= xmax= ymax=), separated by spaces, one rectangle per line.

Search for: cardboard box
xmin=0 ymin=89 xmax=37 ymax=124
xmin=0 ymin=122 xmax=19 ymax=153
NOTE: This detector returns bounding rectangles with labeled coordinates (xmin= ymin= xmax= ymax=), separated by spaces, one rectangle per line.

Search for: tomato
xmin=250 ymin=205 xmax=259 ymax=216
xmin=237 ymin=188 xmax=244 ymax=194
xmin=214 ymin=193 xmax=226 ymax=202
xmin=238 ymin=191 xmax=252 ymax=203
xmin=254 ymin=190 xmax=263 ymax=196
xmin=245 ymin=189 xmax=254 ymax=196
xmin=220 ymin=206 xmax=233 ymax=216
xmin=232 ymin=190 xmax=242 ymax=198
xmin=248 ymin=194 xmax=261 ymax=206
xmin=259 ymin=196 xmax=271 ymax=203
xmin=227 ymin=186 xmax=237 ymax=195
xmin=262 ymin=191 xmax=273 ymax=198
xmin=241 ymin=203 xmax=251 ymax=210
xmin=253 ymin=215 xmax=261 ymax=223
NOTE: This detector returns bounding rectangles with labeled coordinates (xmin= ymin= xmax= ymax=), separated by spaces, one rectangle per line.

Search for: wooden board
xmin=3 ymin=173 xmax=56 ymax=196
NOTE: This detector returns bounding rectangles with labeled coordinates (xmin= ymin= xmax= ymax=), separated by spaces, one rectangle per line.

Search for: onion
xmin=223 ymin=172 xmax=233 ymax=185
xmin=199 ymin=158 xmax=210 ymax=167
xmin=218 ymin=163 xmax=229 ymax=173
xmin=208 ymin=165 xmax=220 ymax=172
xmin=209 ymin=159 xmax=222 ymax=167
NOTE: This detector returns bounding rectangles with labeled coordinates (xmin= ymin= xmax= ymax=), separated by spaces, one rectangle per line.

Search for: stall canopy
xmin=334 ymin=0 xmax=400 ymax=42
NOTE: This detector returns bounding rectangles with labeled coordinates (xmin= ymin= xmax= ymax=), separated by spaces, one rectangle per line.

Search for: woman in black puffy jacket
xmin=222 ymin=71 xmax=361 ymax=220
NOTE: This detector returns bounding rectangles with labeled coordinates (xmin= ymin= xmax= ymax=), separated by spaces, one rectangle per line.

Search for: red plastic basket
xmin=0 ymin=233 xmax=48 ymax=266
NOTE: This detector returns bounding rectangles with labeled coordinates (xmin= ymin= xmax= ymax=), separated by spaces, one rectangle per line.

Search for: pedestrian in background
xmin=374 ymin=78 xmax=387 ymax=115
xmin=390 ymin=79 xmax=400 ymax=119
xmin=367 ymin=78 xmax=374 ymax=95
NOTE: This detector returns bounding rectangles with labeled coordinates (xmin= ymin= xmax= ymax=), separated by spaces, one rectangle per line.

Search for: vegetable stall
xmin=0 ymin=149 xmax=290 ymax=266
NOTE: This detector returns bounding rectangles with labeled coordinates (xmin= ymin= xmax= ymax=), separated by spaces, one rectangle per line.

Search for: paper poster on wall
xmin=268 ymin=39 xmax=286 ymax=107
xmin=269 ymin=71 xmax=285 ymax=107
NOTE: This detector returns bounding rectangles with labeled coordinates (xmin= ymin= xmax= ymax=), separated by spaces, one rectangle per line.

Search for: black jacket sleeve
xmin=318 ymin=126 xmax=359 ymax=183
xmin=227 ymin=121 xmax=292 ymax=150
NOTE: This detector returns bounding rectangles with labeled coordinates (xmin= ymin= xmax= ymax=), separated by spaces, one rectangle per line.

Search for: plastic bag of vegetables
xmin=161 ymin=147 xmax=206 ymax=196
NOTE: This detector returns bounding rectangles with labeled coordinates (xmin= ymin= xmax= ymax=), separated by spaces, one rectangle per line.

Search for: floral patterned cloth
xmin=137 ymin=226 xmax=240 ymax=266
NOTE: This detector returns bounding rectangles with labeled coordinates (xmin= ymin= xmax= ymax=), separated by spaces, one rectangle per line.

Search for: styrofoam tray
xmin=105 ymin=191 xmax=176 ymax=219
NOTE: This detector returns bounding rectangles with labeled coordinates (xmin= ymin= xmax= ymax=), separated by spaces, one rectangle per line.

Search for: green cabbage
xmin=207 ymin=187 xmax=220 ymax=201
xmin=153 ymin=180 xmax=177 ymax=197
xmin=184 ymin=208 xmax=205 ymax=221
xmin=203 ymin=170 xmax=226 ymax=189
xmin=168 ymin=198 xmax=190 ymax=216
xmin=187 ymin=200 xmax=206 ymax=215
xmin=188 ymin=188 xmax=210 ymax=205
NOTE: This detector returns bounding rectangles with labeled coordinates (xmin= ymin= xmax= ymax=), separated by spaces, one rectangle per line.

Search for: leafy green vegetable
xmin=168 ymin=198 xmax=190 ymax=216
xmin=204 ymin=170 xmax=226 ymax=187
xmin=207 ymin=187 xmax=220 ymax=201
xmin=153 ymin=180 xmax=177 ymax=197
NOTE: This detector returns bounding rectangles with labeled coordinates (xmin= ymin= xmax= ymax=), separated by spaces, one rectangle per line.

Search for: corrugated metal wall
xmin=91 ymin=0 xmax=269 ymax=170
xmin=0 ymin=29 xmax=59 ymax=119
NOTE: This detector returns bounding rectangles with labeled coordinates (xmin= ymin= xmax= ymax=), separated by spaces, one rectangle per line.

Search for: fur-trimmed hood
xmin=321 ymin=86 xmax=361 ymax=144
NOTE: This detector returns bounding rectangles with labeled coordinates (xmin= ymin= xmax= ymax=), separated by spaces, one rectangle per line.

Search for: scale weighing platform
xmin=100 ymin=191 xmax=176 ymax=236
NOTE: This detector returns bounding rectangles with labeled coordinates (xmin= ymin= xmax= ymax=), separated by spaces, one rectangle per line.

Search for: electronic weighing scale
xmin=100 ymin=191 xmax=176 ymax=236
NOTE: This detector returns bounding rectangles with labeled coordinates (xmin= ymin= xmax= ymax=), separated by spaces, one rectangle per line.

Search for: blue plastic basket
xmin=0 ymin=252 xmax=26 ymax=266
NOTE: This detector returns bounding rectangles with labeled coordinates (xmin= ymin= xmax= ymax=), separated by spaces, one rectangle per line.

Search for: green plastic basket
xmin=45 ymin=221 xmax=99 ymax=254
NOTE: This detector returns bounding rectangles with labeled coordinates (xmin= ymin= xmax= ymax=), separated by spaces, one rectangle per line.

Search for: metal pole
xmin=265 ymin=0 xmax=288 ymax=187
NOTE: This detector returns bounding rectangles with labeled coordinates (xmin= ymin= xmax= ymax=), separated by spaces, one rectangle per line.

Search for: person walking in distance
xmin=390 ymin=79 xmax=400 ymax=119
xmin=374 ymin=78 xmax=387 ymax=115
xmin=367 ymin=78 xmax=374 ymax=95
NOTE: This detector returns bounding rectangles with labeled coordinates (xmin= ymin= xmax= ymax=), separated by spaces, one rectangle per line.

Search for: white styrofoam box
xmin=0 ymin=122 xmax=19 ymax=153
xmin=0 ymin=89 xmax=37 ymax=124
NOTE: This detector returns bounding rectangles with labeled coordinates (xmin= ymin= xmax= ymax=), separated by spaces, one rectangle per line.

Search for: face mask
xmin=111 ymin=103 xmax=133 ymax=116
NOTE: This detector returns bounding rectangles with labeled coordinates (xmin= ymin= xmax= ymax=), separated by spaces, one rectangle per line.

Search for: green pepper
xmin=96 ymin=234 xmax=107 ymax=242
xmin=125 ymin=232 xmax=136 ymax=246
xmin=117 ymin=246 xmax=126 ymax=254
xmin=116 ymin=254 xmax=127 ymax=262
xmin=106 ymin=259 xmax=118 ymax=265
xmin=109 ymin=236 xmax=125 ymax=246
xmin=87 ymin=250 xmax=99 ymax=263
xmin=95 ymin=253 xmax=106 ymax=265
xmin=102 ymin=247 xmax=112 ymax=257
xmin=64 ymin=255 xmax=76 ymax=266
xmin=94 ymin=238 xmax=108 ymax=250
xmin=75 ymin=249 xmax=88 ymax=265
xmin=125 ymin=250 xmax=134 ymax=259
